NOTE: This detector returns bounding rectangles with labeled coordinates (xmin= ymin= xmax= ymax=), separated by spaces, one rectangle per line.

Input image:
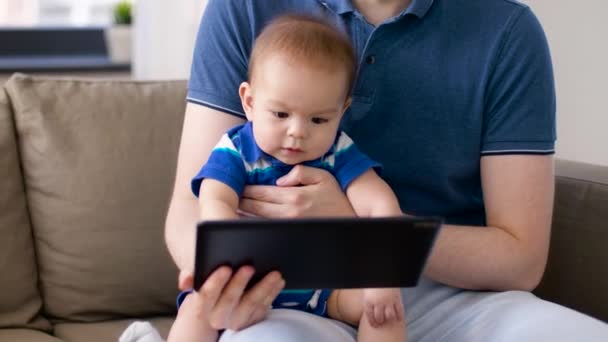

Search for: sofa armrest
xmin=534 ymin=159 xmax=608 ymax=322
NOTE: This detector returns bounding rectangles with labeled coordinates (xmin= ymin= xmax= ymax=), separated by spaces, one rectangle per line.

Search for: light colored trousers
xmin=220 ymin=278 xmax=608 ymax=341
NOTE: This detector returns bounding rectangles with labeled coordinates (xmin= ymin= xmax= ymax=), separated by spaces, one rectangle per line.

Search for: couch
xmin=0 ymin=74 xmax=606 ymax=341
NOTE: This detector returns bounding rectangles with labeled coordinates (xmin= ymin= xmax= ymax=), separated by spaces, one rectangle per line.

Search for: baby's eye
xmin=273 ymin=112 xmax=289 ymax=118
xmin=311 ymin=117 xmax=328 ymax=124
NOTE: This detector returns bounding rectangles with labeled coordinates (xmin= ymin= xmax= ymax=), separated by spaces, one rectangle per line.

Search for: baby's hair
xmin=248 ymin=14 xmax=357 ymax=94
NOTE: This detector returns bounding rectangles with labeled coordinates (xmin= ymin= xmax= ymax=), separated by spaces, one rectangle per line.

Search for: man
xmin=165 ymin=0 xmax=608 ymax=340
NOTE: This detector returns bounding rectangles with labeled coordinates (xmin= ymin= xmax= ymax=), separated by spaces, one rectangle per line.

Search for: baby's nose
xmin=288 ymin=120 xmax=308 ymax=138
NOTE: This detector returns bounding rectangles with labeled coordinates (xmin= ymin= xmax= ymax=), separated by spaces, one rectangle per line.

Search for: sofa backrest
xmin=0 ymin=83 xmax=51 ymax=331
xmin=4 ymin=74 xmax=186 ymax=322
xmin=536 ymin=159 xmax=608 ymax=322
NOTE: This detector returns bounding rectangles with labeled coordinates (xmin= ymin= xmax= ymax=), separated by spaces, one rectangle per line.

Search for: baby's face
xmin=240 ymin=55 xmax=350 ymax=165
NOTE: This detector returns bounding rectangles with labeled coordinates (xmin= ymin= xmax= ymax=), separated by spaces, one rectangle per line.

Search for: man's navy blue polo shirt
xmin=187 ymin=0 xmax=556 ymax=226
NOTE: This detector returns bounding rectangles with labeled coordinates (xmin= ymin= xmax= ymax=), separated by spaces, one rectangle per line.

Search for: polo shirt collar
xmin=319 ymin=0 xmax=356 ymax=15
xmin=319 ymin=0 xmax=434 ymax=19
xmin=407 ymin=0 xmax=434 ymax=18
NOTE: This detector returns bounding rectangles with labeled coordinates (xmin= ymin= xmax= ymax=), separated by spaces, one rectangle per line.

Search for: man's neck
xmin=352 ymin=0 xmax=412 ymax=26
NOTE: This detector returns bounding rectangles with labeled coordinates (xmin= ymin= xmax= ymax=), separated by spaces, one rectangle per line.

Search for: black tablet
xmin=194 ymin=216 xmax=442 ymax=290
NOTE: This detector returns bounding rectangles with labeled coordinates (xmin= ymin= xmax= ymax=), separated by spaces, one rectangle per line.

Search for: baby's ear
xmin=239 ymin=82 xmax=254 ymax=120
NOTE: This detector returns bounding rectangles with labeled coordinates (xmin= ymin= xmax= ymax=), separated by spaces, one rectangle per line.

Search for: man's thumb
xmin=276 ymin=165 xmax=321 ymax=186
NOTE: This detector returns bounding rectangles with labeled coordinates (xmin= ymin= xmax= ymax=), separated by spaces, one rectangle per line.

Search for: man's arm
xmin=166 ymin=103 xmax=287 ymax=331
xmin=423 ymin=154 xmax=554 ymax=291
xmin=165 ymin=102 xmax=244 ymax=273
xmin=420 ymin=7 xmax=555 ymax=291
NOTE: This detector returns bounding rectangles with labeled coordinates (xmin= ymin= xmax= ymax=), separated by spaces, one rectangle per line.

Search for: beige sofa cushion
xmin=5 ymin=74 xmax=185 ymax=322
xmin=0 ymin=329 xmax=63 ymax=342
xmin=54 ymin=317 xmax=172 ymax=342
xmin=0 ymin=87 xmax=50 ymax=331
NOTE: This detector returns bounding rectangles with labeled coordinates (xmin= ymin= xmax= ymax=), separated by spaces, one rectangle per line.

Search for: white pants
xmin=220 ymin=278 xmax=608 ymax=341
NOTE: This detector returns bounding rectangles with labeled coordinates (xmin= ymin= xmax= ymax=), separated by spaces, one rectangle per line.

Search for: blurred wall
xmin=527 ymin=0 xmax=608 ymax=166
xmin=132 ymin=0 xmax=206 ymax=80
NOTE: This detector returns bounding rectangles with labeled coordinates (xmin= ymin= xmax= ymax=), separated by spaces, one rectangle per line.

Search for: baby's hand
xmin=363 ymin=288 xmax=404 ymax=328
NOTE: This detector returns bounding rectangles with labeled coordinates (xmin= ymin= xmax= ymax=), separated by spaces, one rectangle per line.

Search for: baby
xmin=170 ymin=14 xmax=406 ymax=342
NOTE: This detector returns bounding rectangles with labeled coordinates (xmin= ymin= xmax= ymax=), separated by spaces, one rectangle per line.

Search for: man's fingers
xmin=241 ymin=185 xmax=284 ymax=203
xmin=276 ymin=165 xmax=325 ymax=186
xmin=248 ymin=305 xmax=270 ymax=328
xmin=196 ymin=266 xmax=232 ymax=315
xmin=263 ymin=275 xmax=286 ymax=307
xmin=208 ymin=266 xmax=254 ymax=329
xmin=228 ymin=271 xmax=284 ymax=330
xmin=239 ymin=198 xmax=287 ymax=218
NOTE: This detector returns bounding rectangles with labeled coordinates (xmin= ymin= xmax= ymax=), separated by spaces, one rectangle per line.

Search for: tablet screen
xmin=194 ymin=216 xmax=442 ymax=290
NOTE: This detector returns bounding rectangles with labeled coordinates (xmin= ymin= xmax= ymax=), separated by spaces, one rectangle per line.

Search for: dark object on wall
xmin=0 ymin=27 xmax=130 ymax=72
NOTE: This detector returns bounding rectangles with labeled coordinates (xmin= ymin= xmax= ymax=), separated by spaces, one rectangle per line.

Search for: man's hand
xmin=179 ymin=266 xmax=285 ymax=331
xmin=239 ymin=165 xmax=355 ymax=218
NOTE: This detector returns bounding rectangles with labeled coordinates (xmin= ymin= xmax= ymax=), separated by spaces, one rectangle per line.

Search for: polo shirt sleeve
xmin=187 ymin=0 xmax=252 ymax=118
xmin=481 ymin=6 xmax=556 ymax=155
xmin=191 ymin=134 xmax=247 ymax=197
xmin=332 ymin=132 xmax=383 ymax=191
